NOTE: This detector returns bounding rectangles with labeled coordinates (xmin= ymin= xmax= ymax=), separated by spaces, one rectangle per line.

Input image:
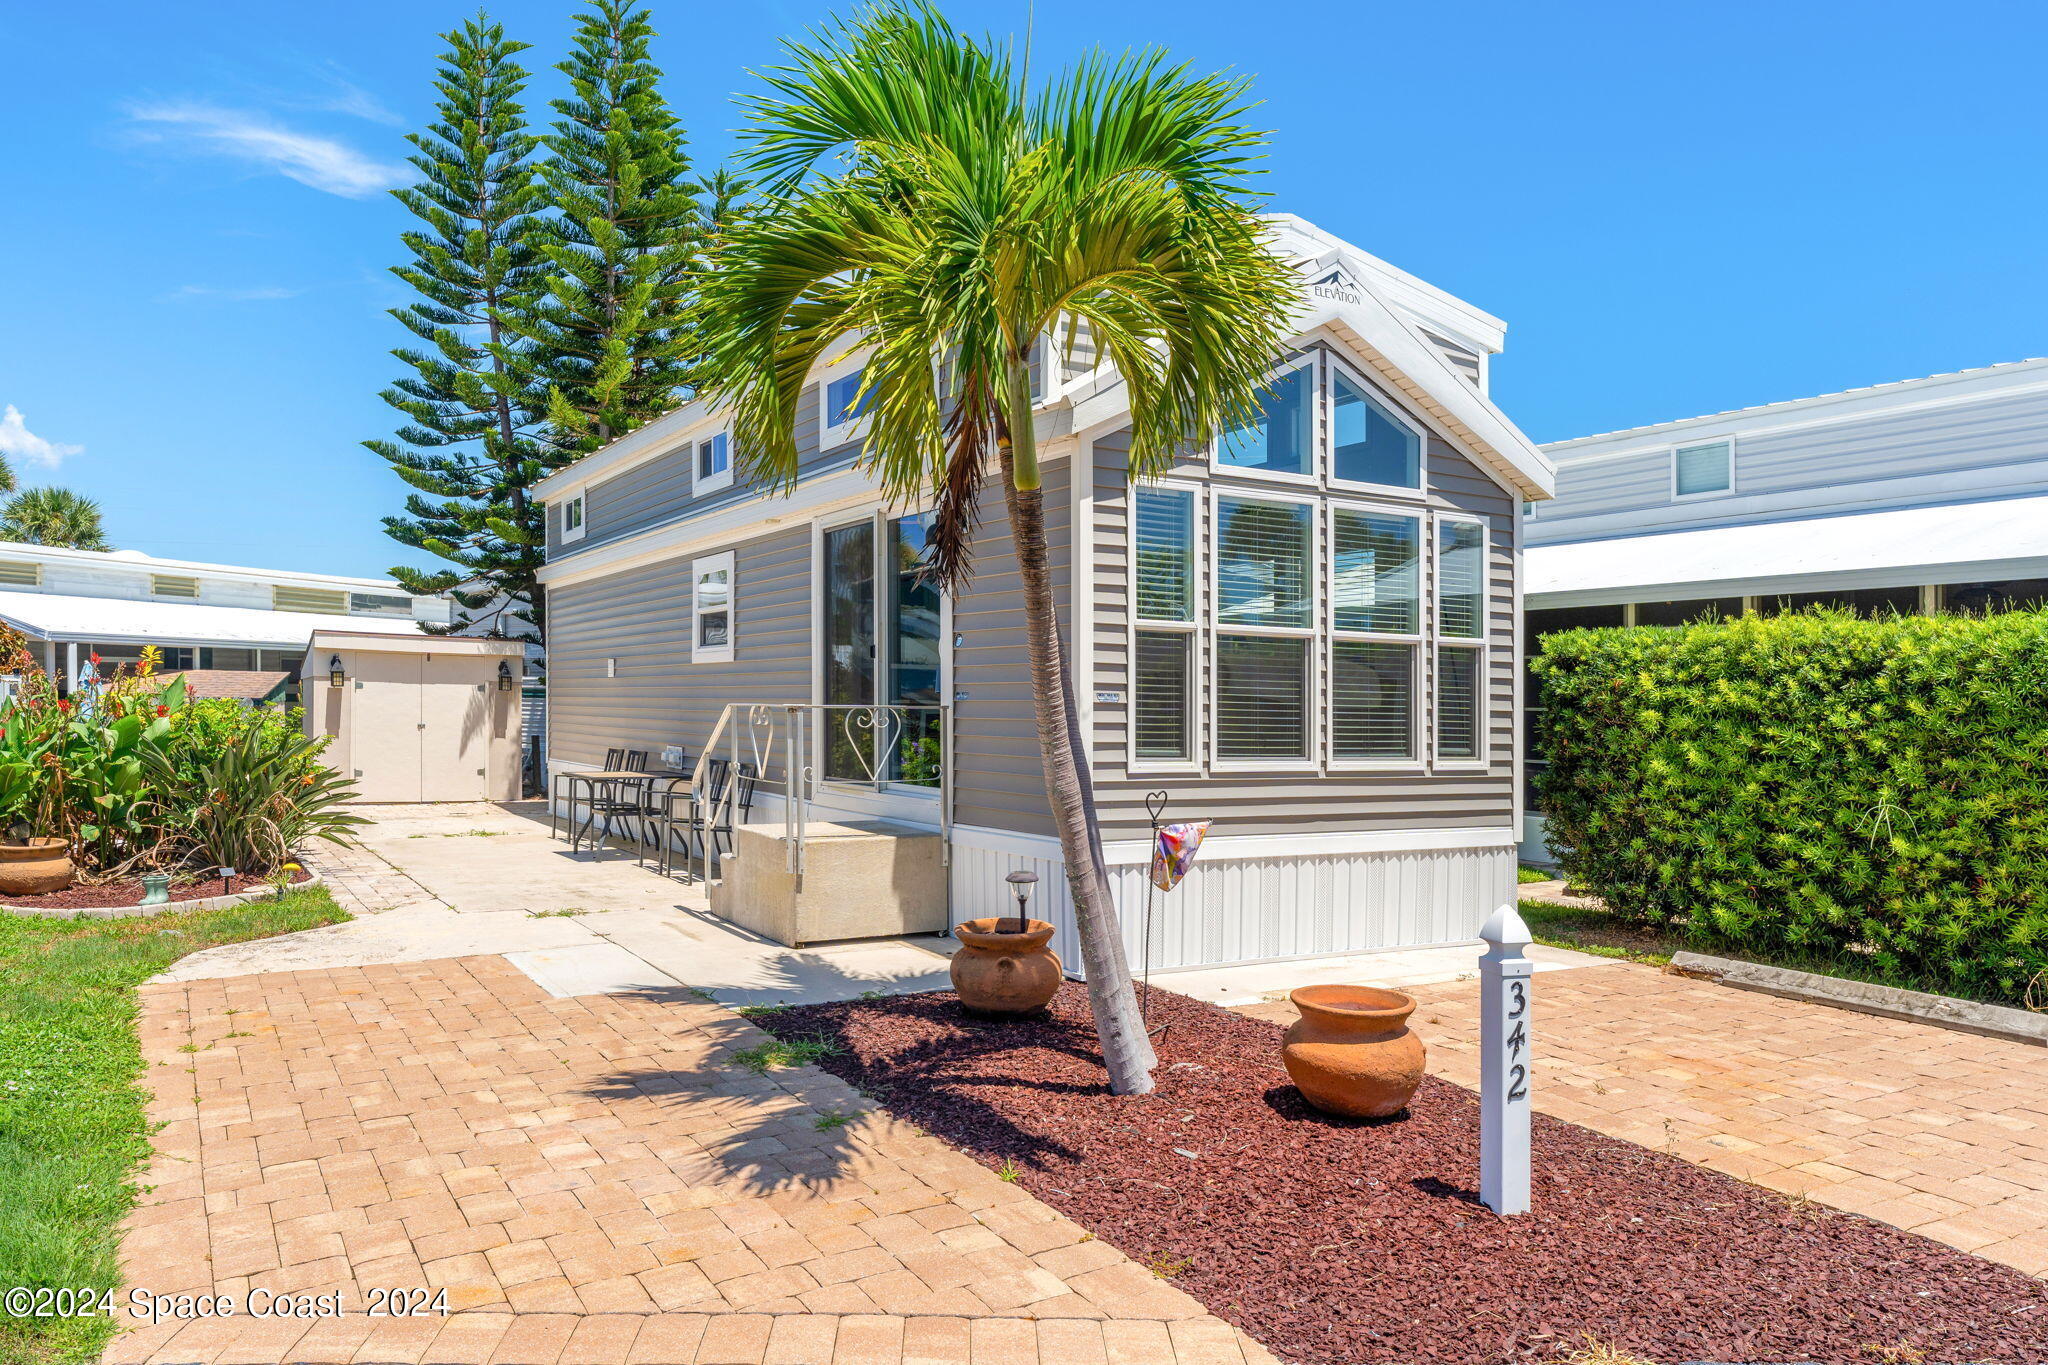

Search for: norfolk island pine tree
xmin=693 ymin=6 xmax=1300 ymax=1094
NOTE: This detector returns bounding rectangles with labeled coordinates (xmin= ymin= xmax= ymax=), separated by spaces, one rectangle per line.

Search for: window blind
xmin=1437 ymin=645 xmax=1481 ymax=759
xmin=1133 ymin=632 xmax=1191 ymax=760
xmin=1674 ymin=439 xmax=1732 ymax=496
xmin=1216 ymin=498 xmax=1311 ymax=629
xmin=1332 ymin=641 xmax=1414 ymax=759
xmin=1332 ymin=373 xmax=1420 ymax=488
xmin=1438 ymin=521 xmax=1485 ymax=639
xmin=273 ymin=586 xmax=347 ymax=614
xmin=1134 ymin=488 xmax=1193 ymax=621
xmin=1332 ymin=510 xmax=1419 ymax=634
xmin=1215 ymin=635 xmax=1306 ymax=759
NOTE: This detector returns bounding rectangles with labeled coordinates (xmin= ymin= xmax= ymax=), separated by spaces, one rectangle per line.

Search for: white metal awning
xmin=1527 ymin=493 xmax=2048 ymax=608
xmin=0 ymin=590 xmax=427 ymax=649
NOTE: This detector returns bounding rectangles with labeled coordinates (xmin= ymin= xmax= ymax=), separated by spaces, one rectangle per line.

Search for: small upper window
xmin=561 ymin=494 xmax=586 ymax=542
xmin=1216 ymin=365 xmax=1312 ymax=478
xmin=151 ymin=574 xmax=199 ymax=600
xmin=1673 ymin=438 xmax=1733 ymax=498
xmin=1331 ymin=372 xmax=1421 ymax=489
xmin=696 ymin=431 xmax=733 ymax=494
xmin=823 ymin=368 xmax=871 ymax=446
xmin=692 ymin=552 xmax=735 ymax=663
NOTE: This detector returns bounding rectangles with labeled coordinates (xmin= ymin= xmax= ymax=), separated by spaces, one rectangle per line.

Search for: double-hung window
xmin=1329 ymin=508 xmax=1421 ymax=763
xmin=696 ymin=430 xmax=733 ymax=495
xmin=1130 ymin=486 xmax=1196 ymax=765
xmin=1213 ymin=495 xmax=1313 ymax=762
xmin=692 ymin=552 xmax=735 ymax=663
xmin=1434 ymin=518 xmax=1487 ymax=762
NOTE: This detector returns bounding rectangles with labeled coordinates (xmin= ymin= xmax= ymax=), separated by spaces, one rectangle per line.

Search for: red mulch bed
xmin=758 ymin=984 xmax=2048 ymax=1365
xmin=0 ymin=865 xmax=314 ymax=910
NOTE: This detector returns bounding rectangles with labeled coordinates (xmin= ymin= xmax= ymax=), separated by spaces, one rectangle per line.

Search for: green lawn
xmin=0 ymin=888 xmax=348 ymax=1365
xmin=1515 ymin=864 xmax=1556 ymax=885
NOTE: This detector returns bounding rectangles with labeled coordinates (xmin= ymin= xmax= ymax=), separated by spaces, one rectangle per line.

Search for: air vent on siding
xmin=272 ymin=585 xmax=348 ymax=614
xmin=0 ymin=561 xmax=41 ymax=588
xmin=152 ymin=574 xmax=199 ymax=599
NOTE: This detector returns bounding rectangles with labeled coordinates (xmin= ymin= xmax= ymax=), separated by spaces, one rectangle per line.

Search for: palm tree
xmin=696 ymin=6 xmax=1300 ymax=1095
xmin=0 ymin=487 xmax=109 ymax=551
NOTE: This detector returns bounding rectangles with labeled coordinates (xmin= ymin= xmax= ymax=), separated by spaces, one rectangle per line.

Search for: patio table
xmin=560 ymin=768 xmax=688 ymax=854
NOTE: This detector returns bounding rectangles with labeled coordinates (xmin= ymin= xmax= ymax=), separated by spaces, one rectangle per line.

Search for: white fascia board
xmin=537 ymin=467 xmax=882 ymax=589
xmin=951 ymin=820 xmax=1517 ymax=865
xmin=1263 ymin=215 xmax=1508 ymax=351
xmin=1544 ymin=358 xmax=2048 ymax=459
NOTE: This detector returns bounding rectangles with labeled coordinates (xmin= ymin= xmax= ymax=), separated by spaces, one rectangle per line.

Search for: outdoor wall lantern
xmin=328 ymin=655 xmax=345 ymax=689
xmin=497 ymin=660 xmax=514 ymax=693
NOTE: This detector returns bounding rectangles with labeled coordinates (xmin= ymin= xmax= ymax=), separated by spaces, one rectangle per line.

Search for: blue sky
xmin=3 ymin=0 xmax=2045 ymax=579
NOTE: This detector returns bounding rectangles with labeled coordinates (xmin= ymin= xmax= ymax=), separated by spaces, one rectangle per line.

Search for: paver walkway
xmin=1242 ymin=962 xmax=2048 ymax=1278
xmin=106 ymin=954 xmax=1276 ymax=1364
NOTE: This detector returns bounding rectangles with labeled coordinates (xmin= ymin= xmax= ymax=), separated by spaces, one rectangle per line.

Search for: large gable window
xmin=1332 ymin=371 xmax=1421 ymax=489
xmin=1673 ymin=438 xmax=1733 ymax=498
xmin=1215 ymin=363 xmax=1312 ymax=478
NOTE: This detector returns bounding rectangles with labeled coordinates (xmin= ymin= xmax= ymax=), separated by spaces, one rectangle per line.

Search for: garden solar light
xmin=1004 ymin=869 xmax=1037 ymax=935
xmin=328 ymin=655 xmax=345 ymax=688
xmin=218 ymin=866 xmax=234 ymax=895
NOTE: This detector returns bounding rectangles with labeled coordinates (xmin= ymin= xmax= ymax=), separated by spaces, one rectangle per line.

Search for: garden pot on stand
xmin=0 ymin=838 xmax=73 ymax=895
xmin=951 ymin=918 xmax=1063 ymax=1014
xmin=1281 ymin=984 xmax=1426 ymax=1118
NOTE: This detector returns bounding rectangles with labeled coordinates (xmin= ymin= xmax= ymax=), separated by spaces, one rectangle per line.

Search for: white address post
xmin=1478 ymin=903 xmax=1534 ymax=1215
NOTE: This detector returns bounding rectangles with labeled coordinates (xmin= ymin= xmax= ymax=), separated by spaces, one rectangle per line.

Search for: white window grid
xmin=1126 ymin=481 xmax=1204 ymax=774
xmin=691 ymin=550 xmax=735 ymax=663
xmin=1325 ymin=499 xmax=1426 ymax=771
xmin=1432 ymin=512 xmax=1490 ymax=769
xmin=1207 ymin=485 xmax=1320 ymax=772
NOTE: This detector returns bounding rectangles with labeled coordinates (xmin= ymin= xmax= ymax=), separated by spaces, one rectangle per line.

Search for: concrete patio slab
xmin=505 ymin=941 xmax=687 ymax=998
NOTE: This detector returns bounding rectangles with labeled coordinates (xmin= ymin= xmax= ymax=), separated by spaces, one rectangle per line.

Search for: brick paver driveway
xmin=1243 ymin=961 xmax=2048 ymax=1278
xmin=108 ymin=956 xmax=1273 ymax=1365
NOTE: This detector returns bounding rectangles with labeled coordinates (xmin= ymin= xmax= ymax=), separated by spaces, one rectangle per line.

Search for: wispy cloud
xmin=302 ymin=70 xmax=401 ymax=126
xmin=0 ymin=407 xmax=83 ymax=471
xmin=125 ymin=100 xmax=407 ymax=198
xmin=156 ymin=284 xmax=302 ymax=303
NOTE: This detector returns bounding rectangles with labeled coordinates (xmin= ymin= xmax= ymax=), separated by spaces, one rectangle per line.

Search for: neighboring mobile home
xmin=1521 ymin=357 xmax=2048 ymax=862
xmin=533 ymin=215 xmax=1557 ymax=974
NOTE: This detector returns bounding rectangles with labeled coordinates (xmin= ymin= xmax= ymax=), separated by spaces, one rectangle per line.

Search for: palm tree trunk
xmin=1000 ymin=357 xmax=1157 ymax=1095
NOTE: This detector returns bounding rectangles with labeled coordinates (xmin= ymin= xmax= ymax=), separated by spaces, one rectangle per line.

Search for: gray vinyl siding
xmin=950 ymin=455 xmax=1069 ymax=838
xmin=547 ymin=380 xmax=862 ymax=557
xmin=1088 ymin=385 xmax=1518 ymax=845
xmin=545 ymin=526 xmax=812 ymax=775
xmin=1420 ymin=329 xmax=1484 ymax=390
xmin=1533 ymin=380 xmax=2048 ymax=545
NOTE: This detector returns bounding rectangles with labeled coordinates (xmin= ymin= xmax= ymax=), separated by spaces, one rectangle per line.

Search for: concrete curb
xmin=1 ymin=870 xmax=327 ymax=921
xmin=1670 ymin=950 xmax=2048 ymax=1047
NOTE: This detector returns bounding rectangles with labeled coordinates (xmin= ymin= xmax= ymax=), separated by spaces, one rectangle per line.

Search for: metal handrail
xmin=686 ymin=702 xmax=953 ymax=882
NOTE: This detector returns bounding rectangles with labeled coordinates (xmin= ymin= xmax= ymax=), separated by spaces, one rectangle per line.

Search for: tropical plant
xmin=0 ymin=487 xmax=109 ymax=550
xmin=371 ymin=14 xmax=555 ymax=644
xmin=695 ymin=6 xmax=1300 ymax=1093
xmin=141 ymin=722 xmax=366 ymax=873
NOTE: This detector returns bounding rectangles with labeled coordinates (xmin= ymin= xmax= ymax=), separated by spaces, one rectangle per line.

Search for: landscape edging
xmin=1670 ymin=950 xmax=2048 ymax=1047
xmin=0 ymin=870 xmax=327 ymax=922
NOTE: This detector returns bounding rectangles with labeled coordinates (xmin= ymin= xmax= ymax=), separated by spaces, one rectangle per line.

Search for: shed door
xmin=420 ymin=658 xmax=489 ymax=801
xmin=347 ymin=653 xmax=426 ymax=802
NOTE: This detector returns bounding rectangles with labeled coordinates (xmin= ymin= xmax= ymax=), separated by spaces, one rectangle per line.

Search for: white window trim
xmin=1326 ymin=353 xmax=1427 ymax=498
xmin=1209 ymin=485 xmax=1319 ymax=772
xmin=694 ymin=428 xmax=735 ymax=496
xmin=1670 ymin=435 xmax=1737 ymax=502
xmin=561 ymin=493 xmax=587 ymax=543
xmin=1126 ymin=480 xmax=1203 ymax=775
xmin=1207 ymin=351 xmax=1320 ymax=489
xmin=1431 ymin=512 xmax=1490 ymax=770
xmin=1325 ymin=498 xmax=1426 ymax=772
xmin=819 ymin=349 xmax=874 ymax=451
xmin=691 ymin=550 xmax=735 ymax=664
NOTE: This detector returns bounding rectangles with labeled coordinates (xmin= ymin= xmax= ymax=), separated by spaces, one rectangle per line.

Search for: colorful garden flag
xmin=1151 ymin=820 xmax=1211 ymax=891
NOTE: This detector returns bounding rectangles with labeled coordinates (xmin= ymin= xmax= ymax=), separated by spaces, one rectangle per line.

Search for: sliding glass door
xmin=820 ymin=512 xmax=945 ymax=788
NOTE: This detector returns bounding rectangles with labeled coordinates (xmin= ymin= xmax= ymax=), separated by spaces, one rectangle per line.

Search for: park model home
xmin=534 ymin=215 xmax=1556 ymax=973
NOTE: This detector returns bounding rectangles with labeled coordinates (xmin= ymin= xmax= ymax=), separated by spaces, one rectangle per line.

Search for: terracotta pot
xmin=1281 ymin=984 xmax=1426 ymax=1119
xmin=951 ymin=917 xmax=1063 ymax=1014
xmin=0 ymin=838 xmax=74 ymax=896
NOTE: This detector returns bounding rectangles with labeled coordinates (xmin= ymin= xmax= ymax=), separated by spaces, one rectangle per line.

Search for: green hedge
xmin=1532 ymin=608 xmax=2048 ymax=1000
